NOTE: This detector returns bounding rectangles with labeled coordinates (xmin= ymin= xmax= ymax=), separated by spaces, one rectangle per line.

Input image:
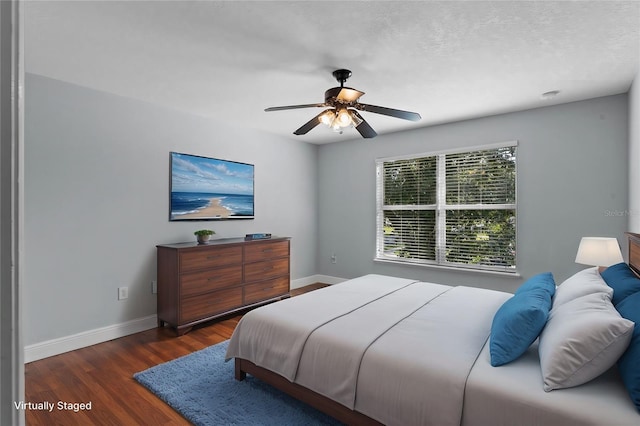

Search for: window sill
xmin=373 ymin=258 xmax=521 ymax=278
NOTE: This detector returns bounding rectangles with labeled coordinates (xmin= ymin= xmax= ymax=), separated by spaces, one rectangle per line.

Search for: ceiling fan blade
xmin=265 ymin=103 xmax=325 ymax=112
xmin=351 ymin=110 xmax=377 ymax=138
xmin=293 ymin=109 xmax=333 ymax=135
xmin=357 ymin=103 xmax=421 ymax=121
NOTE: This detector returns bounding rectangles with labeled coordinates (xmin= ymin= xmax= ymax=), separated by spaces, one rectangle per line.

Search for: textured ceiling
xmin=25 ymin=1 xmax=640 ymax=144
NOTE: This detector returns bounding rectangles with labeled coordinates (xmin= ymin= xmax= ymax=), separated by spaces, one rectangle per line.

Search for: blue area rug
xmin=134 ymin=340 xmax=342 ymax=425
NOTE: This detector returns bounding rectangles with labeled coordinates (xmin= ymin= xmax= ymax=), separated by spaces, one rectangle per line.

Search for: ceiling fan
xmin=264 ymin=69 xmax=421 ymax=138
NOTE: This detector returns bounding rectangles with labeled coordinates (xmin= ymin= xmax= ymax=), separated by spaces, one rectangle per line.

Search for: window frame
xmin=375 ymin=141 xmax=518 ymax=274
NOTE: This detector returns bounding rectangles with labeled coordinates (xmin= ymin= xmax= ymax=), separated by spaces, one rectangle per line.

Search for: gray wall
xmin=630 ymin=72 xmax=639 ymax=232
xmin=24 ymin=73 xmax=632 ymax=348
xmin=24 ymin=74 xmax=318 ymax=346
xmin=317 ymin=95 xmax=629 ymax=292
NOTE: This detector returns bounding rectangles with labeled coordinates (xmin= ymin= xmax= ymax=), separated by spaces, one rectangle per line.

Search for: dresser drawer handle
xmin=262 ymin=266 xmax=274 ymax=272
xmin=207 ymin=255 xmax=221 ymax=259
xmin=262 ymin=248 xmax=273 ymax=253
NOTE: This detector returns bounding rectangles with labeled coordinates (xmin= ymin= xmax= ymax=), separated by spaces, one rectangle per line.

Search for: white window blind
xmin=376 ymin=143 xmax=517 ymax=273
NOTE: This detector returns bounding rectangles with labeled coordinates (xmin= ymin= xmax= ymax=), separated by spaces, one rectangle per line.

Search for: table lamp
xmin=575 ymin=237 xmax=623 ymax=272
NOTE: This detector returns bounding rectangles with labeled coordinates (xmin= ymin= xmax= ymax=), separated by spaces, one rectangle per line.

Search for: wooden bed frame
xmin=234 ymin=233 xmax=640 ymax=425
xmin=628 ymin=232 xmax=640 ymax=277
xmin=235 ymin=358 xmax=381 ymax=425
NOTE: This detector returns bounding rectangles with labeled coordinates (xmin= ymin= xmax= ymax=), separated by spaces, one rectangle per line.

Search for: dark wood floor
xmin=24 ymin=284 xmax=327 ymax=425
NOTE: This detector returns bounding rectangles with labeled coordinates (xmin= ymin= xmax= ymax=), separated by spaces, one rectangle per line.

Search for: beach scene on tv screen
xmin=170 ymin=152 xmax=254 ymax=220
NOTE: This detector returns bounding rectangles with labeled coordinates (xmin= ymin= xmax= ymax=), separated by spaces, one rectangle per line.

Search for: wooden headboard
xmin=627 ymin=232 xmax=640 ymax=277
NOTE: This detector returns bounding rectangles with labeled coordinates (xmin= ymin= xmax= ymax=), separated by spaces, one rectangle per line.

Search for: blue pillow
xmin=514 ymin=272 xmax=556 ymax=298
xmin=601 ymin=262 xmax=640 ymax=305
xmin=490 ymin=287 xmax=553 ymax=367
xmin=615 ymin=291 xmax=640 ymax=412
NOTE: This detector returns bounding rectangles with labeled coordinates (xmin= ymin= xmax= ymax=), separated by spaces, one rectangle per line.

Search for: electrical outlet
xmin=118 ymin=286 xmax=129 ymax=300
xmin=151 ymin=280 xmax=157 ymax=294
xmin=330 ymin=253 xmax=337 ymax=264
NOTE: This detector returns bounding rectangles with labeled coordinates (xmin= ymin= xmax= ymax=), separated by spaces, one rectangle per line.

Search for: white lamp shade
xmin=575 ymin=237 xmax=623 ymax=267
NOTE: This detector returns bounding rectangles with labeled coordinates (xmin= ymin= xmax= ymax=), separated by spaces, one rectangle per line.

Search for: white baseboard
xmin=291 ymin=274 xmax=347 ymax=289
xmin=24 ymin=315 xmax=158 ymax=363
xmin=25 ymin=275 xmax=348 ymax=363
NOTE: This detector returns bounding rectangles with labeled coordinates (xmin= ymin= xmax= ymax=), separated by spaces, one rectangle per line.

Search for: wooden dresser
xmin=156 ymin=237 xmax=291 ymax=335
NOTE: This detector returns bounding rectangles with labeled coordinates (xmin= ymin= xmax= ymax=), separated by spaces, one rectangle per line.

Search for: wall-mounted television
xmin=170 ymin=152 xmax=254 ymax=221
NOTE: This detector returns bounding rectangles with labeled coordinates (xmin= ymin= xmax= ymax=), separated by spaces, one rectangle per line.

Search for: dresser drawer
xmin=179 ymin=246 xmax=242 ymax=272
xmin=244 ymin=276 xmax=290 ymax=305
xmin=180 ymin=287 xmax=243 ymax=323
xmin=244 ymin=257 xmax=289 ymax=282
xmin=244 ymin=240 xmax=289 ymax=263
xmin=180 ymin=264 xmax=242 ymax=297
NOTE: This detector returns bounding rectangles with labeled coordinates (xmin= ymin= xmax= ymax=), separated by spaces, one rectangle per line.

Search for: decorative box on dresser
xmin=156 ymin=237 xmax=291 ymax=335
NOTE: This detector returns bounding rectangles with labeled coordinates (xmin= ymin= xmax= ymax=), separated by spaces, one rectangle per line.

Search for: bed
xmin=225 ymin=233 xmax=640 ymax=425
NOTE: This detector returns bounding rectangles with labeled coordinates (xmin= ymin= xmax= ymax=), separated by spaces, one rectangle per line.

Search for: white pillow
xmin=552 ymin=267 xmax=613 ymax=307
xmin=538 ymin=292 xmax=634 ymax=391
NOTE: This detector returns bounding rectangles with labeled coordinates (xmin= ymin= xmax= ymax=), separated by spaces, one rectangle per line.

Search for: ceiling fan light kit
xmin=265 ymin=69 xmax=421 ymax=139
xmin=319 ymin=109 xmax=362 ymax=134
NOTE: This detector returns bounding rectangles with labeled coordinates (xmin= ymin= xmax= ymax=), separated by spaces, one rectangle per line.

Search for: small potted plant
xmin=194 ymin=229 xmax=215 ymax=244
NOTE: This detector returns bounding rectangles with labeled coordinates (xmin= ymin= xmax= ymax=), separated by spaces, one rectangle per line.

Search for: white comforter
xmin=226 ymin=274 xmax=510 ymax=425
xmin=226 ymin=274 xmax=640 ymax=425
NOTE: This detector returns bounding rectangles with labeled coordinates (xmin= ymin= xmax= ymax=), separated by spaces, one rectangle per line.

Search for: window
xmin=376 ymin=142 xmax=517 ymax=273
